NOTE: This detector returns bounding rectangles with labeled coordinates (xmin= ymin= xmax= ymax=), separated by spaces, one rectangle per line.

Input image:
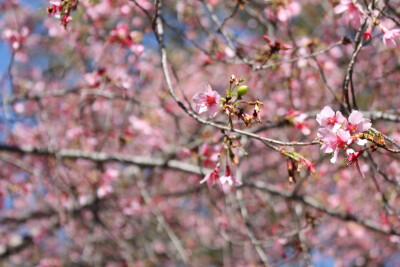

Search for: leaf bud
xmin=237 ymin=85 xmax=248 ymax=97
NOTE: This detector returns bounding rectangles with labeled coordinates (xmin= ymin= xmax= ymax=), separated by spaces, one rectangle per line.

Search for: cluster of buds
xmin=258 ymin=34 xmax=292 ymax=63
xmin=222 ymin=75 xmax=263 ymax=127
xmin=199 ymin=136 xmax=245 ymax=191
xmin=47 ymin=0 xmax=78 ymax=29
xmin=192 ymin=75 xmax=263 ymax=127
xmin=263 ymin=35 xmax=293 ymax=52
xmin=282 ymin=149 xmax=315 ymax=183
xmin=316 ymin=106 xmax=375 ymax=178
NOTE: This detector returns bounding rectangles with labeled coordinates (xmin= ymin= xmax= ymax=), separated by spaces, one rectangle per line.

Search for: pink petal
xmin=356 ymin=161 xmax=366 ymax=179
xmin=192 ymin=92 xmax=206 ymax=104
xmin=334 ymin=4 xmax=348 ymax=14
xmin=197 ymin=104 xmax=208 ymax=114
xmin=321 ymin=106 xmax=335 ymax=117
xmin=331 ymin=149 xmax=339 ymax=164
xmin=205 ymin=83 xmax=213 ymax=93
xmin=348 ymin=110 xmax=362 ymax=124
xmin=208 ymin=104 xmax=219 ymax=118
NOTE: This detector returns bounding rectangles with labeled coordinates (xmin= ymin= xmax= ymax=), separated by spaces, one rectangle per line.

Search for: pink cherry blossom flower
xmin=344 ymin=110 xmax=371 ymax=135
xmin=362 ymin=26 xmax=372 ymax=41
xmin=293 ymin=113 xmax=311 ymax=135
xmin=2 ymin=27 xmax=29 ymax=50
xmin=318 ymin=128 xmax=351 ymax=163
xmin=199 ymin=143 xmax=220 ymax=168
xmin=382 ymin=28 xmax=400 ymax=49
xmin=303 ymin=158 xmax=316 ymax=174
xmin=316 ymin=106 xmax=346 ymax=132
xmin=192 ymin=83 xmax=221 ymax=118
xmin=219 ymin=166 xmax=242 ymax=187
xmin=346 ymin=149 xmax=365 ymax=178
xmin=200 ymin=165 xmax=220 ymax=189
xmin=334 ymin=0 xmax=363 ymax=29
xmin=275 ymin=1 xmax=301 ymax=22
xmin=109 ymin=24 xmax=134 ymax=47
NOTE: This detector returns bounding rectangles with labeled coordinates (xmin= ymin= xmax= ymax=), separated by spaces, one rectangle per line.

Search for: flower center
xmin=348 ymin=3 xmax=356 ymax=11
xmin=206 ymin=95 xmax=216 ymax=106
xmin=327 ymin=117 xmax=337 ymax=125
xmin=347 ymin=124 xmax=357 ymax=134
xmin=335 ymin=137 xmax=346 ymax=149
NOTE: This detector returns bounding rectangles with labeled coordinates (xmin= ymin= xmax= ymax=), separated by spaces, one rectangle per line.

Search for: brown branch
xmin=0 ymin=143 xmax=204 ymax=174
xmin=236 ymin=187 xmax=271 ymax=266
xmin=153 ymin=6 xmax=318 ymax=148
xmin=245 ymin=181 xmax=400 ymax=236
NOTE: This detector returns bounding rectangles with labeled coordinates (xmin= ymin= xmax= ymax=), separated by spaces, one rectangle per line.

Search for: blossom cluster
xmin=286 ymin=110 xmax=311 ymax=136
xmin=192 ymin=77 xmax=265 ymax=191
xmin=200 ymin=164 xmax=242 ymax=193
xmin=192 ymin=83 xmax=221 ymax=118
xmin=108 ymin=24 xmax=144 ymax=54
xmin=47 ymin=0 xmax=78 ymax=29
xmin=1 ymin=27 xmax=29 ymax=51
xmin=335 ymin=0 xmax=400 ymax=49
xmin=192 ymin=76 xmax=263 ymax=127
xmin=197 ymin=137 xmax=244 ymax=192
xmin=316 ymin=106 xmax=372 ymax=177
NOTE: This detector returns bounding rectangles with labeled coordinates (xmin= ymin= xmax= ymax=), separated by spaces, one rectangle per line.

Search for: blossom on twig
xmin=192 ymin=83 xmax=221 ymax=118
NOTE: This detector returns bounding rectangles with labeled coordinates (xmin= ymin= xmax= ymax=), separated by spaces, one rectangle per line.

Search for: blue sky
xmin=0 ymin=0 xmax=44 ymax=77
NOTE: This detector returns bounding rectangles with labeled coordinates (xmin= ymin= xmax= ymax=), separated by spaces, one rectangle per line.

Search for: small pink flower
xmin=192 ymin=83 xmax=221 ymax=118
xmin=293 ymin=113 xmax=311 ymax=135
xmin=362 ymin=26 xmax=372 ymax=41
xmin=344 ymin=110 xmax=371 ymax=135
xmin=200 ymin=165 xmax=220 ymax=189
xmin=334 ymin=0 xmax=363 ymax=29
xmin=382 ymin=28 xmax=400 ymax=49
xmin=199 ymin=143 xmax=220 ymax=168
xmin=303 ymin=158 xmax=316 ymax=174
xmin=109 ymin=24 xmax=134 ymax=47
xmin=316 ymin=106 xmax=346 ymax=132
xmin=318 ymin=128 xmax=351 ymax=163
xmin=346 ymin=149 xmax=365 ymax=178
xmin=2 ymin=27 xmax=29 ymax=50
xmin=219 ymin=166 xmax=242 ymax=187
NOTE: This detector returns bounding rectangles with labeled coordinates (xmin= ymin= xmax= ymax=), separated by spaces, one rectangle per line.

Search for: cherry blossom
xmin=316 ymin=106 xmax=346 ymax=132
xmin=1 ymin=27 xmax=29 ymax=50
xmin=334 ymin=0 xmax=363 ymax=29
xmin=219 ymin=166 xmax=242 ymax=187
xmin=200 ymin=165 xmax=220 ymax=189
xmin=346 ymin=149 xmax=365 ymax=178
xmin=293 ymin=113 xmax=311 ymax=135
xmin=2 ymin=1 xmax=400 ymax=265
xmin=192 ymin=83 xmax=221 ymax=118
xmin=382 ymin=28 xmax=400 ymax=49
xmin=344 ymin=110 xmax=371 ymax=135
xmin=318 ymin=128 xmax=352 ymax=163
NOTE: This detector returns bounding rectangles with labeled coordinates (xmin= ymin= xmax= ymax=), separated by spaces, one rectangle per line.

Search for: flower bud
xmin=237 ymin=85 xmax=248 ymax=97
